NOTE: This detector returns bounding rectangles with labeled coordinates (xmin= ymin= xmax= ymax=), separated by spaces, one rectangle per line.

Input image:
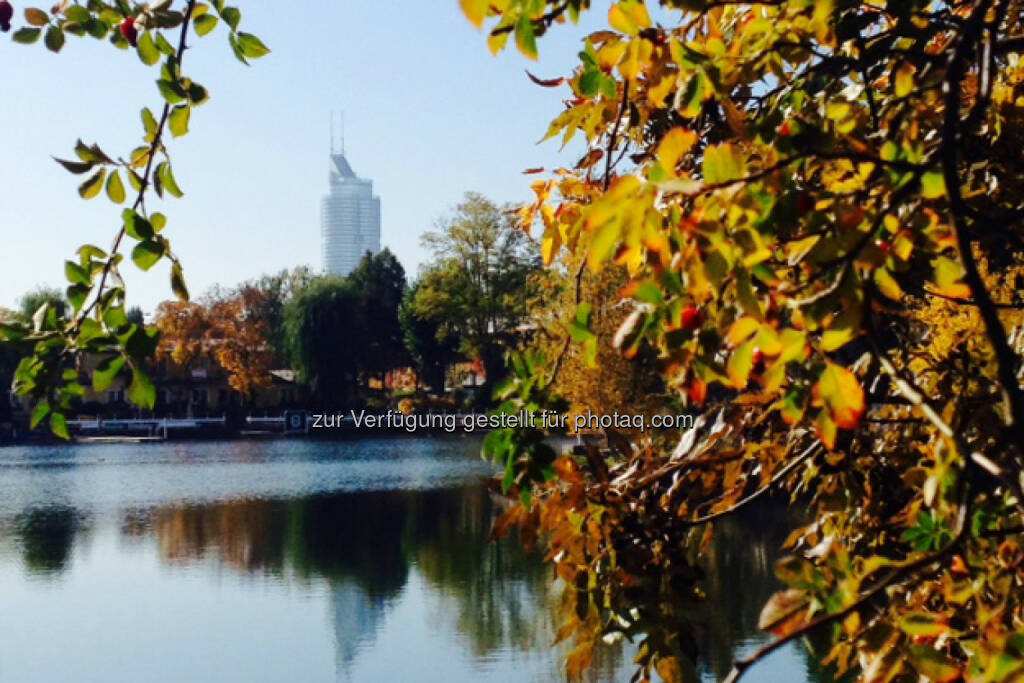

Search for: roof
xmin=329 ymin=153 xmax=356 ymax=180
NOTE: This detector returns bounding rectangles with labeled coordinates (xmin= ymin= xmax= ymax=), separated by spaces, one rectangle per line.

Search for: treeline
xmin=2 ymin=193 xmax=539 ymax=412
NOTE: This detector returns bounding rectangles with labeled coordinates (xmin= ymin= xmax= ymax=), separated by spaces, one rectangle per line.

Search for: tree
xmin=283 ymin=277 xmax=365 ymax=407
xmin=348 ymin=249 xmax=409 ymax=383
xmin=17 ymin=286 xmax=68 ymax=321
xmin=236 ymin=266 xmax=314 ymax=366
xmin=466 ymin=2 xmax=1024 ymax=682
xmin=412 ymin=193 xmax=540 ymax=398
xmin=0 ymin=1 xmax=268 ymax=436
xmin=204 ymin=290 xmax=275 ymax=398
xmin=399 ymin=280 xmax=460 ymax=394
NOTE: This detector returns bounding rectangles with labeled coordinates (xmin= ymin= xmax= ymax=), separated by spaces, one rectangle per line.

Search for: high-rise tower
xmin=321 ymin=135 xmax=381 ymax=276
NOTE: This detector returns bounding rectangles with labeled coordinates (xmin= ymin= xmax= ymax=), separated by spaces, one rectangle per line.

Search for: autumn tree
xmin=204 ymin=290 xmax=275 ymax=398
xmin=0 ymin=1 xmax=267 ymax=436
xmin=464 ymin=1 xmax=1024 ymax=681
xmin=411 ymin=192 xmax=540 ymax=398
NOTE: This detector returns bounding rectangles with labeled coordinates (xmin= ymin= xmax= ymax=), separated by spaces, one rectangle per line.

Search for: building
xmin=321 ymin=149 xmax=381 ymax=276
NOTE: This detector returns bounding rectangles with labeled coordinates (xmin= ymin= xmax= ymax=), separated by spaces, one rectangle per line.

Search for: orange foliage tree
xmin=465 ymin=0 xmax=1024 ymax=681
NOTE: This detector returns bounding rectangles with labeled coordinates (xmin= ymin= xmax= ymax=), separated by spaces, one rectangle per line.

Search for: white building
xmin=321 ymin=151 xmax=381 ymax=276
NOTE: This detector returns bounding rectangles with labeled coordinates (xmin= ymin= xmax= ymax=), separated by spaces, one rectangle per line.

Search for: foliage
xmin=410 ymin=192 xmax=541 ymax=396
xmin=0 ymin=0 xmax=268 ymax=436
xmin=525 ymin=249 xmax=662 ymax=428
xmin=348 ymin=248 xmax=410 ymax=380
xmin=399 ymin=280 xmax=460 ymax=394
xmin=464 ymin=1 xmax=1024 ymax=681
xmin=282 ymin=277 xmax=365 ymax=407
xmin=154 ymin=281 xmax=288 ymax=399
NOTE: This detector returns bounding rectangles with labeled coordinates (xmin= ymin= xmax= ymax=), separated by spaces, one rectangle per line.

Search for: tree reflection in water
xmin=5 ymin=487 xmax=839 ymax=681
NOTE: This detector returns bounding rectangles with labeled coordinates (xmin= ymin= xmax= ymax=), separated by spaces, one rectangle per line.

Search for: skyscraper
xmin=321 ymin=148 xmax=381 ymax=276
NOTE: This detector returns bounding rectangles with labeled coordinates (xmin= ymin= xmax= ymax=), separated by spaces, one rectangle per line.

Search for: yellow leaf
xmin=894 ymin=62 xmax=915 ymax=98
xmin=487 ymin=30 xmax=510 ymax=55
xmin=931 ymin=256 xmax=971 ymax=299
xmin=608 ymin=3 xmax=638 ymax=35
xmin=608 ymin=1 xmax=650 ymax=36
xmin=726 ymin=316 xmax=759 ymax=347
xmin=812 ymin=362 xmax=865 ymax=430
xmin=541 ymin=227 xmax=561 ymax=266
xmin=874 ymin=268 xmax=903 ymax=300
xmin=459 ymin=0 xmax=488 ymax=28
xmin=598 ymin=41 xmax=627 ymax=71
xmin=815 ymin=411 xmax=838 ymax=449
xmin=728 ymin=340 xmax=755 ymax=388
xmin=656 ymin=127 xmax=697 ymax=177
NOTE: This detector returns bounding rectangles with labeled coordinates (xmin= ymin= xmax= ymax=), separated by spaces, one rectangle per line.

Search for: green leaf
xmin=122 ymin=209 xmax=154 ymax=240
xmin=141 ymin=107 xmax=158 ymax=140
xmin=921 ymin=171 xmax=946 ymax=199
xmin=186 ymin=82 xmax=209 ymax=105
xmin=151 ymin=213 xmax=167 ymax=233
xmin=156 ymin=78 xmax=187 ymax=104
xmin=44 ymin=25 xmax=65 ymax=52
xmin=193 ymin=13 xmax=218 ymax=36
xmin=514 ymin=15 xmax=537 ymax=60
xmin=219 ymin=6 xmax=241 ymax=31
xmin=65 ymin=260 xmax=90 ymax=286
xmin=105 ymin=170 xmax=126 ymax=203
xmin=78 ymin=169 xmax=107 ymax=199
xmin=154 ymin=31 xmax=175 ymax=55
xmin=30 ymin=399 xmax=51 ymax=429
xmin=65 ymin=6 xmax=91 ymax=23
xmin=54 ymin=157 xmax=95 ymax=174
xmin=93 ymin=355 xmax=126 ymax=392
xmin=168 ymin=104 xmax=190 ymax=137
xmin=132 ymin=240 xmax=165 ymax=271
xmin=159 ymin=162 xmax=184 ymax=197
xmin=50 ymin=412 xmax=70 ymax=440
xmin=137 ymin=30 xmax=160 ymax=65
xmin=127 ymin=367 xmax=156 ymax=409
xmin=235 ymin=32 xmax=270 ymax=58
xmin=228 ymin=32 xmax=248 ymax=64
xmin=13 ymin=27 xmax=43 ymax=44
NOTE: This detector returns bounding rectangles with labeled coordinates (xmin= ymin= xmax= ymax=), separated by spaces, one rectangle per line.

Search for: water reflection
xmin=0 ymin=440 xmax=835 ymax=682
xmin=14 ymin=506 xmax=88 ymax=575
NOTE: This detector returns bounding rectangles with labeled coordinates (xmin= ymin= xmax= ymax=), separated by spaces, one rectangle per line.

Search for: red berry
xmin=680 ymin=305 xmax=704 ymax=331
xmin=874 ymin=238 xmax=891 ymax=253
xmin=120 ymin=16 xmax=137 ymax=46
xmin=0 ymin=1 xmax=13 ymax=32
xmin=778 ymin=120 xmax=791 ymax=137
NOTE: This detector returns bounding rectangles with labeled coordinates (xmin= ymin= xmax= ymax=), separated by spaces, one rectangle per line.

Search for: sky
xmin=0 ymin=1 xmax=608 ymax=313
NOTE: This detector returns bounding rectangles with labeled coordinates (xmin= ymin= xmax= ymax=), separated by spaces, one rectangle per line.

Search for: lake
xmin=0 ymin=437 xmax=834 ymax=682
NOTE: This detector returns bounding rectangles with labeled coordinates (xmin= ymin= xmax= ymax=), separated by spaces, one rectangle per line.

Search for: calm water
xmin=0 ymin=438 xmax=833 ymax=682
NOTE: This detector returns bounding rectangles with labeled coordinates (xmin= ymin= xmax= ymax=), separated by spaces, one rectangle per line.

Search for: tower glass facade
xmin=321 ymin=153 xmax=381 ymax=276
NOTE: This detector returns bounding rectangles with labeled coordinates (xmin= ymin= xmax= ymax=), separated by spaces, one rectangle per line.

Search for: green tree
xmin=17 ymin=286 xmax=68 ymax=322
xmin=348 ymin=249 xmax=409 ymax=384
xmin=0 ymin=1 xmax=268 ymax=437
xmin=399 ymin=281 xmax=460 ymax=395
xmin=412 ymin=192 xmax=539 ymax=398
xmin=283 ymin=277 xmax=364 ymax=407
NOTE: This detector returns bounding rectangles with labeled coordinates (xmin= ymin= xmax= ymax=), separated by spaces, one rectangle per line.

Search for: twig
xmin=78 ymin=0 xmax=198 ymax=325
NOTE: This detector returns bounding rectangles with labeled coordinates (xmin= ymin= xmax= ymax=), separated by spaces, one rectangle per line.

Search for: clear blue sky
xmin=0 ymin=1 xmax=608 ymax=313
